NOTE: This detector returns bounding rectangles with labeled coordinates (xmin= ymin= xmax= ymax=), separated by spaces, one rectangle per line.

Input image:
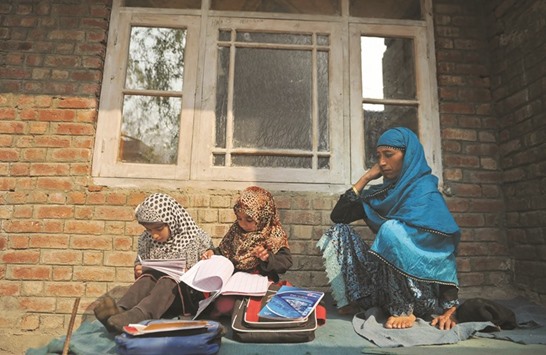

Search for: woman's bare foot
xmin=384 ymin=314 xmax=416 ymax=329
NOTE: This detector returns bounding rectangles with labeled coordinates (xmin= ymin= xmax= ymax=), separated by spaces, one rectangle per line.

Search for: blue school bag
xmin=114 ymin=319 xmax=223 ymax=355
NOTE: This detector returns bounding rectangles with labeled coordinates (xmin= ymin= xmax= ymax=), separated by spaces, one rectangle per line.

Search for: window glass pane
xmin=219 ymin=30 xmax=231 ymax=41
xmin=318 ymin=157 xmax=330 ymax=169
xmin=232 ymin=155 xmax=312 ymax=169
xmin=215 ymin=47 xmax=229 ymax=149
xmin=235 ymin=32 xmax=312 ymax=45
xmin=126 ymin=27 xmax=186 ymax=92
xmin=363 ymin=104 xmax=418 ymax=166
xmin=120 ymin=95 xmax=181 ymax=164
xmin=317 ymin=50 xmax=329 ymax=152
xmin=350 ymin=0 xmax=421 ymax=20
xmin=361 ymin=36 xmax=416 ymax=100
xmin=213 ymin=154 xmax=225 ymax=166
xmin=125 ymin=0 xmax=201 ymax=9
xmin=317 ymin=35 xmax=329 ymax=46
xmin=232 ymin=47 xmax=312 ymax=150
xmin=210 ymin=0 xmax=340 ymax=15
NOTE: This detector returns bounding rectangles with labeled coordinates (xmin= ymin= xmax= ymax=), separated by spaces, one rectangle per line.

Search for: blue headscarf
xmin=361 ymin=127 xmax=460 ymax=285
xmin=362 ymin=127 xmax=459 ymax=236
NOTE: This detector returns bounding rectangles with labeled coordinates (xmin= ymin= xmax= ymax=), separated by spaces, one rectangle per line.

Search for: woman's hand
xmin=134 ymin=264 xmax=143 ymax=279
xmin=431 ymin=306 xmax=457 ymax=330
xmin=353 ymin=164 xmax=382 ymax=193
xmin=201 ymin=249 xmax=214 ymax=260
xmin=364 ymin=163 xmax=382 ymax=181
xmin=252 ymin=246 xmax=269 ymax=262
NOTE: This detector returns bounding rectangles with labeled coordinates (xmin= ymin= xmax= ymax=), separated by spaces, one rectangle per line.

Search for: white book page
xmin=180 ymin=255 xmax=234 ymax=293
xmin=220 ymin=272 xmax=269 ymax=295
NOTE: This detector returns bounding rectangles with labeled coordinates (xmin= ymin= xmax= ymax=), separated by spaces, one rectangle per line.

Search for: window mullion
xmin=225 ymin=30 xmax=236 ymax=167
xmin=311 ymin=33 xmax=319 ymax=170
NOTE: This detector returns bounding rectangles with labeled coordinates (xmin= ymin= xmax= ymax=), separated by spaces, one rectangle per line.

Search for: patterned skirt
xmin=316 ymin=223 xmax=454 ymax=318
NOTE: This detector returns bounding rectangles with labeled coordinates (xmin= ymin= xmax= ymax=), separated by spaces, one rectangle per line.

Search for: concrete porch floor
xmin=13 ymin=289 xmax=546 ymax=355
xmin=216 ymin=291 xmax=546 ymax=355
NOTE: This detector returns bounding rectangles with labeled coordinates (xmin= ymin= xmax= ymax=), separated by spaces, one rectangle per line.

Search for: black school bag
xmin=230 ymin=285 xmax=326 ymax=343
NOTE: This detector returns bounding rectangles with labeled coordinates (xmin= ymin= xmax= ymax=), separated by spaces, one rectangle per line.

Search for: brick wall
xmin=486 ymin=0 xmax=546 ymax=303
xmin=433 ymin=0 xmax=513 ymax=293
xmin=2 ymin=0 xmax=542 ymax=340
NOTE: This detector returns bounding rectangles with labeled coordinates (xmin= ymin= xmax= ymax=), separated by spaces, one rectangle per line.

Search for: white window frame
xmin=92 ymin=9 xmax=202 ymax=180
xmin=348 ymin=20 xmax=443 ymax=185
xmin=92 ymin=0 xmax=441 ymax=191
xmin=193 ymin=17 xmax=346 ymax=184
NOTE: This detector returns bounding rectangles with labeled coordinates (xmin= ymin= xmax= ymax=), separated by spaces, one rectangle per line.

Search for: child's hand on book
xmin=201 ymin=249 xmax=214 ymax=260
xmin=134 ymin=264 xmax=142 ymax=279
xmin=252 ymin=246 xmax=269 ymax=262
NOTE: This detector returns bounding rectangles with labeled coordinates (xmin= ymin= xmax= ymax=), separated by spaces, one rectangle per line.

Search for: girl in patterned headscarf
xmin=317 ymin=127 xmax=460 ymax=331
xmin=94 ymin=193 xmax=213 ymax=333
xmin=202 ymin=186 xmax=292 ymax=316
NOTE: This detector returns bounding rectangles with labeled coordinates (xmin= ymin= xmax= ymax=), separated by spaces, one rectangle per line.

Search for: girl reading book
xmin=93 ymin=193 xmax=213 ymax=333
xmin=202 ymin=186 xmax=293 ymax=317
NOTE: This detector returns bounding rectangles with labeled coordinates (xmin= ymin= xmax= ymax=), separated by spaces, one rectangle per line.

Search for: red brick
xmin=44 ymin=282 xmax=85 ymax=296
xmin=64 ymin=220 xmax=104 ymax=235
xmin=104 ymin=251 xmax=135 ymax=266
xmin=73 ymin=266 xmax=115 ymax=282
xmin=0 ymin=149 xmax=19 ymax=161
xmin=42 ymin=250 xmax=82 ymax=265
xmin=442 ymin=128 xmax=478 ymax=141
xmin=113 ymin=237 xmax=133 ymax=251
xmin=0 ymin=281 xmax=20 ymax=296
xmin=1 ymin=250 xmax=40 ymax=264
xmin=18 ymin=297 xmax=56 ymax=312
xmin=37 ymin=109 xmax=76 ymax=122
xmin=3 ymin=220 xmax=43 ymax=233
xmin=56 ymin=97 xmax=96 ymax=109
xmin=35 ymin=206 xmax=74 ymax=219
xmin=52 ymin=122 xmax=94 ymax=135
xmin=8 ymin=235 xmax=29 ymax=248
xmin=71 ymin=235 xmax=111 ymax=250
xmin=10 ymin=266 xmax=51 ymax=280
xmin=52 ymin=267 xmax=73 ymax=281
xmin=94 ymin=206 xmax=133 ymax=221
xmin=36 ymin=177 xmax=74 ymax=190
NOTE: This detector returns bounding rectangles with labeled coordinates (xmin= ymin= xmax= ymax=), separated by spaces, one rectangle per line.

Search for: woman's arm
xmin=331 ymin=164 xmax=383 ymax=224
xmin=431 ymin=285 xmax=459 ymax=330
xmin=330 ymin=190 xmax=366 ymax=223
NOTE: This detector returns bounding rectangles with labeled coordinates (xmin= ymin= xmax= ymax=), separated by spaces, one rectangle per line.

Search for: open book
xmin=180 ymin=255 xmax=270 ymax=319
xmin=258 ymin=285 xmax=324 ymax=320
xmin=138 ymin=255 xmax=186 ymax=280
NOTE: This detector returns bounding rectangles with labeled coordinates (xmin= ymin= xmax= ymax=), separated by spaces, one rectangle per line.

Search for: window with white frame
xmin=348 ymin=22 xmax=442 ymax=184
xmin=93 ymin=0 xmax=441 ymax=189
xmin=193 ymin=18 xmax=344 ymax=183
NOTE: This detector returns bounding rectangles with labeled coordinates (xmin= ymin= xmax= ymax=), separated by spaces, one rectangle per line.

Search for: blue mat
xmin=26 ymin=296 xmax=546 ymax=355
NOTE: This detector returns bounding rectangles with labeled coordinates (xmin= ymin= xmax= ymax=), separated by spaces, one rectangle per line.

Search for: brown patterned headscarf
xmin=219 ymin=186 xmax=289 ymax=272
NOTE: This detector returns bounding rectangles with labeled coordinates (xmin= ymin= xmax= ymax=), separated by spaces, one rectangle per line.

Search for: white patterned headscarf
xmin=135 ymin=193 xmax=213 ymax=267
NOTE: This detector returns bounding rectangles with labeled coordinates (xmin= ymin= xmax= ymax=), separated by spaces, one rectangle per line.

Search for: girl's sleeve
xmin=260 ymin=247 xmax=293 ymax=274
xmin=330 ymin=188 xmax=366 ymax=224
xmin=196 ymin=228 xmax=214 ymax=253
xmin=135 ymin=233 xmax=148 ymax=265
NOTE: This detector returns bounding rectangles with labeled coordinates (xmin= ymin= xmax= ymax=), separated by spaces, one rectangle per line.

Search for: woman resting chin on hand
xmin=317 ymin=127 xmax=460 ymax=330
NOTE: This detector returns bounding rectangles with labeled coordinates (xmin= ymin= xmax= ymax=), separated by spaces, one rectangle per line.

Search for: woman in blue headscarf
xmin=317 ymin=127 xmax=460 ymax=330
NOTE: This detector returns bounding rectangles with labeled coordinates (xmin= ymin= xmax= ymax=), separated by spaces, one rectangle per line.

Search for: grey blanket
xmin=352 ymin=297 xmax=546 ymax=348
xmin=352 ymin=307 xmax=494 ymax=348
